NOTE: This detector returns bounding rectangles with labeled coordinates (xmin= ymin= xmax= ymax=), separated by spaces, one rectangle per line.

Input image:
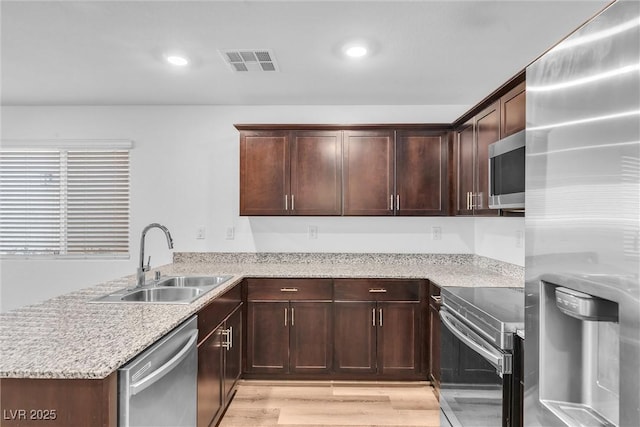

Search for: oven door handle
xmin=440 ymin=308 xmax=511 ymax=375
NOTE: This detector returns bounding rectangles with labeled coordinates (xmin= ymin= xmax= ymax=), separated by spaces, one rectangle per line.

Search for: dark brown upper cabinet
xmin=454 ymin=101 xmax=508 ymax=216
xmin=455 ymin=121 xmax=475 ymax=216
xmin=453 ymin=73 xmax=526 ymax=217
xmin=240 ymin=130 xmax=290 ymax=216
xmin=240 ymin=125 xmax=450 ymax=217
xmin=474 ymin=101 xmax=501 ymax=216
xmin=239 ymin=129 xmax=342 ymax=216
xmin=343 ymin=130 xmax=395 ymax=216
xmin=396 ymin=130 xmax=449 ymax=216
xmin=500 ymin=81 xmax=526 ymax=138
xmin=343 ymin=129 xmax=449 ymax=216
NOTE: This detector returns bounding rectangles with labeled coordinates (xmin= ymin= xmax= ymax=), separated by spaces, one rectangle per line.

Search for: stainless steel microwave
xmin=488 ymin=130 xmax=525 ymax=209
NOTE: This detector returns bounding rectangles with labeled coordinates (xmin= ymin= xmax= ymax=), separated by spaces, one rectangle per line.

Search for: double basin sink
xmin=92 ymin=275 xmax=233 ymax=304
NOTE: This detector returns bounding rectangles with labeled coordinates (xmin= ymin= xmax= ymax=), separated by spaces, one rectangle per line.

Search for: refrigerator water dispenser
xmin=539 ymin=282 xmax=620 ymax=427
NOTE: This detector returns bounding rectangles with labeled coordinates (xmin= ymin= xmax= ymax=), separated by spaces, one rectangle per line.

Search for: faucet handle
xmin=144 ymin=255 xmax=151 ymax=272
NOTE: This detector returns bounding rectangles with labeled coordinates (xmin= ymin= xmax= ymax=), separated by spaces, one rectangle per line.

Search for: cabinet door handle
xmin=368 ymin=288 xmax=387 ymax=293
xmin=291 ymin=307 xmax=295 ymax=326
xmin=372 ymin=308 xmax=376 ymax=326
xmin=389 ymin=194 xmax=394 ymax=211
xmin=475 ymin=192 xmax=483 ymax=209
xmin=396 ymin=195 xmax=400 ymax=211
xmin=466 ymin=192 xmax=471 ymax=210
xmin=291 ymin=194 xmax=295 ymax=211
xmin=228 ymin=326 xmax=233 ymax=349
xmin=280 ymin=287 xmax=299 ymax=292
xmin=222 ymin=327 xmax=232 ymax=350
xmin=284 ymin=308 xmax=288 ymax=326
xmin=285 ymin=194 xmax=288 ymax=211
xmin=379 ymin=308 xmax=383 ymax=327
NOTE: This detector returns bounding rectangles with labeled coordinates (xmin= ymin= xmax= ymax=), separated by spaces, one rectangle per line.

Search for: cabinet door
xmin=343 ymin=130 xmax=394 ymax=215
xmin=239 ymin=130 xmax=290 ymax=215
xmin=290 ymin=131 xmax=342 ymax=215
xmin=455 ymin=122 xmax=475 ymax=215
xmin=334 ymin=301 xmax=377 ymax=374
xmin=474 ymin=101 xmax=500 ymax=216
xmin=290 ymin=302 xmax=333 ymax=374
xmin=223 ymin=306 xmax=242 ymax=401
xmin=500 ymin=81 xmax=526 ymax=138
xmin=246 ymin=301 xmax=289 ymax=374
xmin=396 ymin=131 xmax=449 ymax=216
xmin=197 ymin=327 xmax=223 ymax=427
xmin=377 ymin=302 xmax=421 ymax=376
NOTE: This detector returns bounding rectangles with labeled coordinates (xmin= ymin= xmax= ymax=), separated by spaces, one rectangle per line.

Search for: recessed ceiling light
xmin=166 ymin=55 xmax=189 ymax=66
xmin=345 ymin=45 xmax=368 ymax=58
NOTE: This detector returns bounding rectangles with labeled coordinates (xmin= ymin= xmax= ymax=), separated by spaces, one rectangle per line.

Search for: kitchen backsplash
xmin=173 ymin=252 xmax=524 ymax=280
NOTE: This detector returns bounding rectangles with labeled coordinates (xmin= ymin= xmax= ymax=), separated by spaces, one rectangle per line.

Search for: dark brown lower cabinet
xmin=198 ymin=326 xmax=224 ymax=427
xmin=246 ymin=300 xmax=333 ymax=375
xmin=334 ymin=302 xmax=377 ymax=374
xmin=197 ymin=304 xmax=242 ymax=427
xmin=0 ymin=374 xmax=117 ymax=427
xmin=334 ymin=300 xmax=421 ymax=378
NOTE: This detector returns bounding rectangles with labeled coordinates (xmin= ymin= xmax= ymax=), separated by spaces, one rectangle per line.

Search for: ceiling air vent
xmin=219 ymin=49 xmax=279 ymax=72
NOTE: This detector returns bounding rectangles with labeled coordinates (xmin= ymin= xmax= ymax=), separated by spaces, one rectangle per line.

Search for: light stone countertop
xmin=0 ymin=253 xmax=523 ymax=380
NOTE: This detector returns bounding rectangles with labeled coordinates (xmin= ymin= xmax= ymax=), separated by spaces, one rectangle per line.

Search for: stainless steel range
xmin=440 ymin=286 xmax=524 ymax=427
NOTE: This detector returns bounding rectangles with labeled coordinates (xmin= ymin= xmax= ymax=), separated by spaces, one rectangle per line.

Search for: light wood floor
xmin=218 ymin=380 xmax=440 ymax=427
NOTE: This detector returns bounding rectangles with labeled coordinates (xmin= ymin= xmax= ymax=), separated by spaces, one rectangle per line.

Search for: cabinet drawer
xmin=198 ymin=283 xmax=241 ymax=343
xmin=334 ymin=279 xmax=420 ymax=301
xmin=247 ymin=278 xmax=333 ymax=300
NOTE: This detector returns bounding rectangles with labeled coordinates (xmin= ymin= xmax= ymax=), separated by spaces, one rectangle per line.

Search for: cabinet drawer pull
xmin=431 ymin=295 xmax=442 ymax=304
xmin=368 ymin=288 xmax=387 ymax=293
xmin=280 ymin=287 xmax=299 ymax=292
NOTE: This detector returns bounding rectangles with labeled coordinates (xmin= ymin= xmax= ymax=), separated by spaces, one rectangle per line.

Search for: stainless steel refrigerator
xmin=525 ymin=1 xmax=640 ymax=426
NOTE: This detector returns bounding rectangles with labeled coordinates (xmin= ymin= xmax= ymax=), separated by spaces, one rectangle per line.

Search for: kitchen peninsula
xmin=0 ymin=252 xmax=522 ymax=426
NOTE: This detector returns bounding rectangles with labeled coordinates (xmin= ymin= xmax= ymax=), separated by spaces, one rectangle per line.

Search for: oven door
xmin=439 ymin=308 xmax=513 ymax=427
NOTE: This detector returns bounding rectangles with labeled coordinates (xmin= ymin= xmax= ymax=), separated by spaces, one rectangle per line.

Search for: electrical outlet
xmin=431 ymin=226 xmax=442 ymax=241
xmin=516 ymin=230 xmax=524 ymax=248
xmin=225 ymin=227 xmax=235 ymax=240
xmin=308 ymin=225 xmax=318 ymax=239
xmin=196 ymin=227 xmax=206 ymax=240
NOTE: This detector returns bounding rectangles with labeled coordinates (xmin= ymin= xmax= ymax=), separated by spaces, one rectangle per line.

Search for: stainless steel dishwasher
xmin=118 ymin=316 xmax=198 ymax=427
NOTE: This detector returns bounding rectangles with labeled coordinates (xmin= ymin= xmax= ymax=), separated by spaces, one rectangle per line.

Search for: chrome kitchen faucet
xmin=137 ymin=223 xmax=174 ymax=287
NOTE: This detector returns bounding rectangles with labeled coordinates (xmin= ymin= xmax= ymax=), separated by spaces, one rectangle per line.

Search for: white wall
xmin=0 ymin=105 xmax=523 ymax=312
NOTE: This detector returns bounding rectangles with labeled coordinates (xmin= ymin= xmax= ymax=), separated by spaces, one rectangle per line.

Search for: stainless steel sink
xmin=120 ymin=287 xmax=203 ymax=302
xmin=157 ymin=275 xmax=231 ymax=288
xmin=91 ymin=275 xmax=233 ymax=304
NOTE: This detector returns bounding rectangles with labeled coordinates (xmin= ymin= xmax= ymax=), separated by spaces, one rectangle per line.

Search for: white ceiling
xmin=1 ymin=0 xmax=611 ymax=107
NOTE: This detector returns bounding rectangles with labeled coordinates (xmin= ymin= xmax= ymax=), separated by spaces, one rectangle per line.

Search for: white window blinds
xmin=0 ymin=140 xmax=132 ymax=257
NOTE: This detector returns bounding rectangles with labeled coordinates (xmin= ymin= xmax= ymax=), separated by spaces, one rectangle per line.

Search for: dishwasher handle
xmin=440 ymin=308 xmax=511 ymax=375
xmin=130 ymin=329 xmax=198 ymax=396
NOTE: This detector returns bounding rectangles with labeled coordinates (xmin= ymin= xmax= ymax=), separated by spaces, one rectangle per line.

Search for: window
xmin=0 ymin=140 xmax=132 ymax=258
